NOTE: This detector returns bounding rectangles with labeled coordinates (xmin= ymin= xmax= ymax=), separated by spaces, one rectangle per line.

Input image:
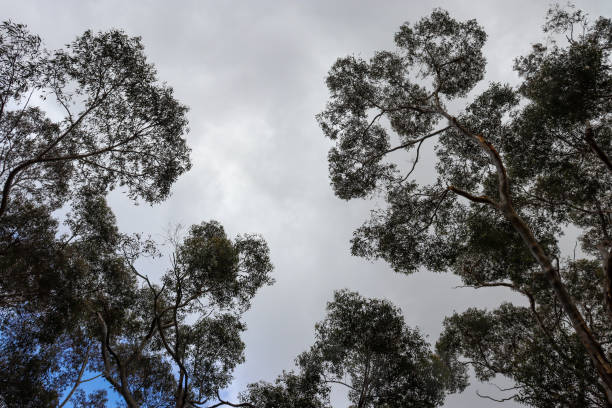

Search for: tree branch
xmin=368 ymin=126 xmax=450 ymax=164
xmin=95 ymin=311 xmax=139 ymax=408
xmin=476 ymin=390 xmax=518 ymax=402
xmin=323 ymin=379 xmax=359 ymax=392
xmin=201 ymin=391 xmax=257 ymax=408
xmin=447 ymin=185 xmax=498 ymax=207
xmin=438 ymin=106 xmax=612 ymax=401
xmin=585 ymin=124 xmax=612 ymax=172
xmin=58 ymin=345 xmax=91 ymax=408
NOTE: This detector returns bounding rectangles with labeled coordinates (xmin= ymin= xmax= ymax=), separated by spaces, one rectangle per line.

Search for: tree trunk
xmin=502 ymin=204 xmax=612 ymax=403
xmin=444 ymin=112 xmax=612 ymax=404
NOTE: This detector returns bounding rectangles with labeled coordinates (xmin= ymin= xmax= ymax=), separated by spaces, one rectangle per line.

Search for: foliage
xmin=243 ymin=370 xmax=330 ymax=408
xmin=0 ymin=16 xmax=192 ymax=344
xmin=319 ymin=4 xmax=612 ymax=405
xmin=438 ymin=261 xmax=612 ymax=407
xmin=0 ymin=20 xmax=195 ymax=407
xmin=1 ymin=193 xmax=274 ymax=407
xmin=0 ymin=193 xmax=129 ymax=406
xmin=0 ymin=21 xmax=191 ymax=216
xmin=243 ymin=290 xmax=465 ymax=408
xmin=437 ymin=266 xmax=610 ymax=407
xmin=92 ymin=220 xmax=274 ymax=408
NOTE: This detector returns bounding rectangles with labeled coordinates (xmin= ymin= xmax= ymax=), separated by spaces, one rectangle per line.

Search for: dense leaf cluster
xmin=319 ymin=4 xmax=612 ymax=406
xmin=0 ymin=22 xmax=276 ymax=408
xmin=0 ymin=21 xmax=191 ymax=214
xmin=243 ymin=290 xmax=465 ymax=408
xmin=2 ymin=4 xmax=611 ymax=408
xmin=92 ymin=219 xmax=274 ymax=407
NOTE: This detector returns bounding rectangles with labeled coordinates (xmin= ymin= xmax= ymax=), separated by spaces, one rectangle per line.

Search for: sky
xmin=3 ymin=0 xmax=611 ymax=407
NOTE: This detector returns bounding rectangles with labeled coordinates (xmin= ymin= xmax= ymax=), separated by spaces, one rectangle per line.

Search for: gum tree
xmin=318 ymin=5 xmax=612 ymax=402
xmin=1 ymin=195 xmax=275 ymax=407
xmin=438 ymin=259 xmax=612 ymax=406
xmin=0 ymin=21 xmax=191 ymax=217
xmin=243 ymin=290 xmax=465 ymax=408
xmin=93 ymin=220 xmax=274 ymax=408
xmin=0 ymin=20 xmax=191 ymax=311
xmin=0 ymin=21 xmax=193 ymax=406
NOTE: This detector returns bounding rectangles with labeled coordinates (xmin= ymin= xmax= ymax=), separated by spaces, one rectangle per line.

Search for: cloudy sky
xmin=3 ymin=0 xmax=611 ymax=406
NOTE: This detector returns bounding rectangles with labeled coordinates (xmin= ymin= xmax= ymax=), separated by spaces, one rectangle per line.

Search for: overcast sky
xmin=3 ymin=1 xmax=611 ymax=407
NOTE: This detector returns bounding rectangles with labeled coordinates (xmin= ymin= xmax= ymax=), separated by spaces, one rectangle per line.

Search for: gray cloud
xmin=3 ymin=0 xmax=611 ymax=406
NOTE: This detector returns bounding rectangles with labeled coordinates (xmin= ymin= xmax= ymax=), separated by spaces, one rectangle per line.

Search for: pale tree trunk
xmin=442 ymin=112 xmax=612 ymax=404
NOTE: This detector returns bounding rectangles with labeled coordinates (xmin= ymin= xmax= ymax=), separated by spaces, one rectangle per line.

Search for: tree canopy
xmin=319 ymin=4 xmax=611 ymax=405
xmin=0 ymin=20 xmax=192 ymax=316
xmin=91 ymin=219 xmax=274 ymax=408
xmin=2 ymin=4 xmax=612 ymax=407
xmin=243 ymin=290 xmax=465 ymax=408
xmin=1 ymin=193 xmax=275 ymax=407
xmin=0 ymin=20 xmax=281 ymax=408
xmin=0 ymin=21 xmax=191 ymax=216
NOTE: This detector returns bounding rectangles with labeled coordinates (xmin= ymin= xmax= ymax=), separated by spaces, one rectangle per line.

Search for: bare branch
xmin=201 ymin=391 xmax=257 ymax=408
xmin=323 ymin=379 xmax=359 ymax=391
xmin=368 ymin=126 xmax=450 ymax=164
xmin=476 ymin=390 xmax=518 ymax=402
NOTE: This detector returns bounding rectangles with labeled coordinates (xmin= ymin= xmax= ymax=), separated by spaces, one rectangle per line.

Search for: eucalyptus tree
xmin=1 ymin=195 xmax=274 ymax=407
xmin=0 ymin=193 xmax=129 ymax=406
xmin=437 ymin=259 xmax=612 ymax=406
xmin=93 ymin=220 xmax=274 ymax=408
xmin=0 ymin=20 xmax=195 ymax=406
xmin=0 ymin=21 xmax=191 ymax=217
xmin=243 ymin=290 xmax=466 ymax=408
xmin=0 ymin=20 xmax=191 ymax=312
xmin=318 ymin=4 xmax=612 ymax=403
